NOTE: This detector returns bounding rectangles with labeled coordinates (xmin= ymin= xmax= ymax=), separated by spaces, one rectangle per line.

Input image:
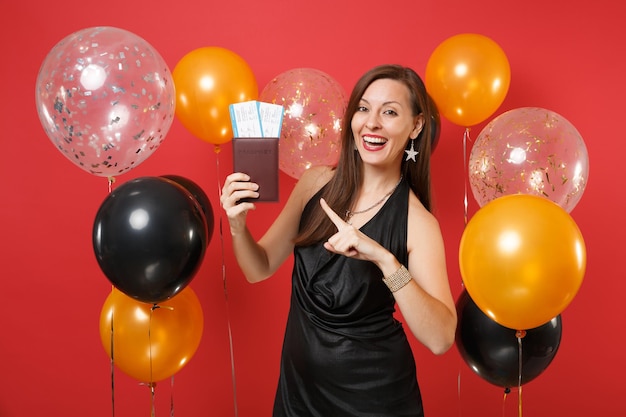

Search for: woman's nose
xmin=365 ymin=113 xmax=380 ymax=129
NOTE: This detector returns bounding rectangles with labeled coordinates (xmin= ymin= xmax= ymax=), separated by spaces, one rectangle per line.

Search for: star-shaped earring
xmin=405 ymin=139 xmax=418 ymax=162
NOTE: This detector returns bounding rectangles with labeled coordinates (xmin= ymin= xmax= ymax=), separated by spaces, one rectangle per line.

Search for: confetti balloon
xmin=260 ymin=68 xmax=346 ymax=179
xmin=35 ymin=26 xmax=175 ymax=178
xmin=469 ymin=107 xmax=589 ymax=213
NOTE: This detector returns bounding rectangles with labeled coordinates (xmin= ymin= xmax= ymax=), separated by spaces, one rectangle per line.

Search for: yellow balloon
xmin=459 ymin=194 xmax=586 ymax=330
xmin=425 ymin=33 xmax=510 ymax=127
xmin=99 ymin=287 xmax=204 ymax=382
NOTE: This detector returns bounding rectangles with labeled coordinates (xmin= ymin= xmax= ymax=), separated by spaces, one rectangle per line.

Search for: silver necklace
xmin=345 ymin=176 xmax=403 ymax=225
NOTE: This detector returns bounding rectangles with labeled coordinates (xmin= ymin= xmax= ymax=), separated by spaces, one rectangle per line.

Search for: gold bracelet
xmin=383 ymin=265 xmax=412 ymax=292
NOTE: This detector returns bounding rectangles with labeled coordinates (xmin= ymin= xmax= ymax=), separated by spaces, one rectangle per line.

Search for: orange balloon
xmin=459 ymin=194 xmax=586 ymax=330
xmin=172 ymin=47 xmax=258 ymax=146
xmin=99 ymin=287 xmax=204 ymax=382
xmin=425 ymin=33 xmax=510 ymax=127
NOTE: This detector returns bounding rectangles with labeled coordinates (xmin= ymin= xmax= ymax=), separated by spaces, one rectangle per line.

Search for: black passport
xmin=232 ymin=137 xmax=279 ymax=202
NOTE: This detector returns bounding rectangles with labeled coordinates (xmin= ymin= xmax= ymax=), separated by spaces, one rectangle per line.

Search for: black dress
xmin=273 ymin=179 xmax=424 ymax=416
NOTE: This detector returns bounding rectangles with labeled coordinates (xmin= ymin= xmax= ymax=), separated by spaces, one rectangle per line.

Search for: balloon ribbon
xmin=107 ymin=176 xmax=116 ymax=194
xmin=110 ymin=306 xmax=115 ymax=417
xmin=516 ymin=330 xmax=526 ymax=417
xmin=170 ymin=375 xmax=175 ymax=417
xmin=215 ymin=146 xmax=239 ymax=416
xmin=149 ymin=305 xmax=158 ymax=417
xmin=462 ymin=127 xmax=471 ymax=226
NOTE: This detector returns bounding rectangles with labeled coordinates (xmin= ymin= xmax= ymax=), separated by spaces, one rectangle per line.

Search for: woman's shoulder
xmin=407 ymin=189 xmax=440 ymax=230
xmin=301 ymin=165 xmax=335 ymax=184
xmin=406 ymin=191 xmax=444 ymax=256
xmin=296 ymin=165 xmax=334 ymax=195
xmin=290 ymin=165 xmax=335 ymax=209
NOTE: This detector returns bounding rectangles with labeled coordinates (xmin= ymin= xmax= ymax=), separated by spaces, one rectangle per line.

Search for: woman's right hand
xmin=220 ymin=172 xmax=260 ymax=235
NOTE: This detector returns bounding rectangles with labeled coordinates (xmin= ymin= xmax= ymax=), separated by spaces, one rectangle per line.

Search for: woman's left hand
xmin=319 ymin=198 xmax=387 ymax=263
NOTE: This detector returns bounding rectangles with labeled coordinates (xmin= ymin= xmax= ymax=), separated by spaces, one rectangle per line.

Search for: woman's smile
xmin=362 ymin=134 xmax=388 ymax=151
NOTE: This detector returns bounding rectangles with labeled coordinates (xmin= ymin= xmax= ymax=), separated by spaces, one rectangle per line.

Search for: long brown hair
xmin=294 ymin=64 xmax=440 ymax=247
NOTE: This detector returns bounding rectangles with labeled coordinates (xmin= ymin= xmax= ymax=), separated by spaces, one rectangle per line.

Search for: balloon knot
xmin=151 ymin=303 xmax=174 ymax=311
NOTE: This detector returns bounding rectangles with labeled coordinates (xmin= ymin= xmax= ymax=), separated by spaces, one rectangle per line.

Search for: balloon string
xmin=458 ymin=129 xmax=471 ymax=417
xmin=170 ymin=375 xmax=175 ymax=417
xmin=517 ymin=330 xmax=526 ymax=417
xmin=457 ymin=369 xmax=462 ymax=417
xmin=110 ymin=309 xmax=115 ymax=417
xmin=108 ymin=176 xmax=116 ymax=194
xmin=215 ymin=146 xmax=239 ymax=417
xmin=462 ymin=128 xmax=471 ymax=226
xmin=503 ymin=387 xmax=510 ymax=417
xmin=149 ymin=305 xmax=158 ymax=417
xmin=150 ymin=383 xmax=156 ymax=417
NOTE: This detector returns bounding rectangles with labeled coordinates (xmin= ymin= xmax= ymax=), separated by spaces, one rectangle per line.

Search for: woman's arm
xmin=320 ymin=194 xmax=457 ymax=355
xmin=390 ymin=196 xmax=457 ymax=355
xmin=221 ymin=166 xmax=333 ymax=283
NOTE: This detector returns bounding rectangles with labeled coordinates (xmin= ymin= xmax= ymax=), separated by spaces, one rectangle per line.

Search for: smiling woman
xmin=351 ymin=78 xmax=424 ymax=171
xmin=220 ymin=64 xmax=456 ymax=416
xmin=3 ymin=0 xmax=623 ymax=415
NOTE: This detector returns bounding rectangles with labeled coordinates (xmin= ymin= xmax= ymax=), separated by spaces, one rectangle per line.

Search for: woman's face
xmin=351 ymin=78 xmax=423 ymax=168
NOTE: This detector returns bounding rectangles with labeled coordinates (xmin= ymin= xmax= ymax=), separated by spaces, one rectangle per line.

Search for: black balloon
xmin=456 ymin=290 xmax=562 ymax=388
xmin=161 ymin=174 xmax=214 ymax=244
xmin=93 ymin=176 xmax=208 ymax=303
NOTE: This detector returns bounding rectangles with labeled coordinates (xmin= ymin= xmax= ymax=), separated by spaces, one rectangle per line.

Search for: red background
xmin=2 ymin=0 xmax=624 ymax=416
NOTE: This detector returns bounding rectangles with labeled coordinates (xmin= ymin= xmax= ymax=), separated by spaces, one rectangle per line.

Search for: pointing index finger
xmin=320 ymin=198 xmax=348 ymax=229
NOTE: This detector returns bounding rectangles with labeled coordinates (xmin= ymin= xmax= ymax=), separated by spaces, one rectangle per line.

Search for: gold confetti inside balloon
xmin=469 ymin=107 xmax=589 ymax=213
xmin=260 ymin=68 xmax=346 ymax=179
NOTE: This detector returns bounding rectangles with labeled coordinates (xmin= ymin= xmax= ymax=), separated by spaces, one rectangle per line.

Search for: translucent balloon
xmin=35 ymin=26 xmax=175 ymax=178
xmin=469 ymin=107 xmax=589 ymax=212
xmin=260 ymin=68 xmax=346 ymax=179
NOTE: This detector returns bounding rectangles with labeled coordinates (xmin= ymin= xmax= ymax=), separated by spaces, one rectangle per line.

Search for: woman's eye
xmin=357 ymin=106 xmax=368 ymax=112
xmin=383 ymin=109 xmax=398 ymax=116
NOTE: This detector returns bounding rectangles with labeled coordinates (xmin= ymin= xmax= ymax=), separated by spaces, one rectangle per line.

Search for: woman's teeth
xmin=364 ymin=136 xmax=387 ymax=145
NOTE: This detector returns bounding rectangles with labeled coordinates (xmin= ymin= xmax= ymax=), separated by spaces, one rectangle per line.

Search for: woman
xmin=220 ymin=64 xmax=457 ymax=416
